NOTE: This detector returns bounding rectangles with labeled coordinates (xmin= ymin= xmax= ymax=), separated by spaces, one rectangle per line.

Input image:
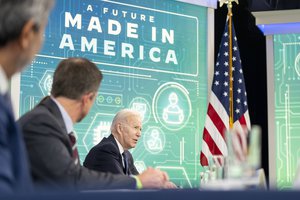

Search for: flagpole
xmin=200 ymin=0 xmax=251 ymax=167
xmin=219 ymin=0 xmax=239 ymax=128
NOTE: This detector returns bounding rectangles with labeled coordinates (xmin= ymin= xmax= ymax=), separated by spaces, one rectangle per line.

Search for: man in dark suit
xmin=84 ymin=109 xmax=142 ymax=175
xmin=18 ymin=58 xmax=174 ymax=191
xmin=0 ymin=0 xmax=54 ymax=193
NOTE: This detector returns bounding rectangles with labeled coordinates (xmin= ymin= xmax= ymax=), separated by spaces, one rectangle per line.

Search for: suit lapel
xmin=108 ymin=134 xmax=125 ymax=174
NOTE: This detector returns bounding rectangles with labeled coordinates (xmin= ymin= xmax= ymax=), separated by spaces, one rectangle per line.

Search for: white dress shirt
xmin=0 ymin=65 xmax=9 ymax=95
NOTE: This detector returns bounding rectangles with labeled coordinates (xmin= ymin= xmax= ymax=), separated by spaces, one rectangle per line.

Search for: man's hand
xmin=163 ymin=181 xmax=177 ymax=189
xmin=137 ymin=167 xmax=172 ymax=189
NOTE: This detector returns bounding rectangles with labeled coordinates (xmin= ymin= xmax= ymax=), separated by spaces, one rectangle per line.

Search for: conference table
xmin=2 ymin=189 xmax=300 ymax=200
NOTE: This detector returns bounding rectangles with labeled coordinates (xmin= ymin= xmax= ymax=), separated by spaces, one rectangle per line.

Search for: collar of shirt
xmin=51 ymin=96 xmax=74 ymax=134
xmin=113 ymin=135 xmax=127 ymax=168
xmin=0 ymin=65 xmax=9 ymax=95
xmin=113 ymin=135 xmax=125 ymax=155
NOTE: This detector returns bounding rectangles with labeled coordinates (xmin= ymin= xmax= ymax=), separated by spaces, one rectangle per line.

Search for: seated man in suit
xmin=84 ymin=109 xmax=142 ymax=175
xmin=18 ymin=57 xmax=175 ymax=191
xmin=0 ymin=0 xmax=54 ymax=193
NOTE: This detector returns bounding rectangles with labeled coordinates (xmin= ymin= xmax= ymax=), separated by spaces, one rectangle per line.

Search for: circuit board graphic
xmin=18 ymin=0 xmax=208 ymax=188
xmin=273 ymin=33 xmax=300 ymax=189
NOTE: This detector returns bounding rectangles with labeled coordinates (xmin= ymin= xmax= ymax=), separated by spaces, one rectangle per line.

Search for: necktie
xmin=122 ymin=151 xmax=129 ymax=175
xmin=68 ymin=132 xmax=79 ymax=165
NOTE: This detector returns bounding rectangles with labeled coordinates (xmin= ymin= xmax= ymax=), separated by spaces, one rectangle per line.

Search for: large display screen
xmin=273 ymin=33 xmax=300 ymax=189
xmin=18 ymin=0 xmax=208 ymax=188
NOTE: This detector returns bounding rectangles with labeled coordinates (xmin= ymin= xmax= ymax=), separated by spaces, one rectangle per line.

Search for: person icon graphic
xmin=147 ymin=129 xmax=162 ymax=151
xmin=162 ymin=92 xmax=184 ymax=124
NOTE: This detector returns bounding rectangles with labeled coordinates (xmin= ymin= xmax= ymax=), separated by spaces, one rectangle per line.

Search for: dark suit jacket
xmin=17 ymin=97 xmax=136 ymax=190
xmin=84 ymin=134 xmax=139 ymax=175
xmin=0 ymin=94 xmax=33 ymax=193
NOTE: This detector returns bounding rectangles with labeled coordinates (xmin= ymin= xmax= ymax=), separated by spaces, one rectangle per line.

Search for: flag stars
xmin=200 ymin=21 xmax=250 ymax=163
xmin=244 ymin=91 xmax=247 ymax=96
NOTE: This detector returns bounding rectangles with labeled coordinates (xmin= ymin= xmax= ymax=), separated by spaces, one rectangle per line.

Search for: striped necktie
xmin=68 ymin=132 xmax=79 ymax=165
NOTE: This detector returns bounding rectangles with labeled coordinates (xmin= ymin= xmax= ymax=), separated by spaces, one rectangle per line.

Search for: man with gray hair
xmin=0 ymin=0 xmax=54 ymax=193
xmin=18 ymin=58 xmax=175 ymax=190
xmin=84 ymin=109 xmax=142 ymax=175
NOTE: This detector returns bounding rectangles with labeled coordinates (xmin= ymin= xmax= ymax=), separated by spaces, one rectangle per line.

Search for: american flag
xmin=200 ymin=19 xmax=251 ymax=166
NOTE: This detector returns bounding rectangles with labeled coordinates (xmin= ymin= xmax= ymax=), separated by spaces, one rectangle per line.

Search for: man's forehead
xmin=127 ymin=115 xmax=142 ymax=124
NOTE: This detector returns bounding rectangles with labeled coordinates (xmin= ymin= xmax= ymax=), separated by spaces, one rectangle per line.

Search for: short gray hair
xmin=0 ymin=0 xmax=54 ymax=46
xmin=111 ymin=109 xmax=142 ymax=132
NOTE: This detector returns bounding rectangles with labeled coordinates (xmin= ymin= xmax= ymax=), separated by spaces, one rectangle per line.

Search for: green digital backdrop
xmin=273 ymin=33 xmax=300 ymax=189
xmin=18 ymin=0 xmax=209 ymax=188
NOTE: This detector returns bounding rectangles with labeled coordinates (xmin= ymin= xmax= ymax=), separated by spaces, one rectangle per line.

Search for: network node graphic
xmin=129 ymin=97 xmax=151 ymax=124
xmin=95 ymin=92 xmax=123 ymax=107
xmin=152 ymin=82 xmax=192 ymax=131
xmin=39 ymin=70 xmax=54 ymax=96
xmin=143 ymin=127 xmax=165 ymax=154
xmin=92 ymin=121 xmax=111 ymax=145
xmin=83 ymin=113 xmax=114 ymax=151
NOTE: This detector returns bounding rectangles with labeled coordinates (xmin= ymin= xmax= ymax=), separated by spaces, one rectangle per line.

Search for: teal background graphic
xmin=19 ymin=0 xmax=208 ymax=188
xmin=273 ymin=33 xmax=300 ymax=189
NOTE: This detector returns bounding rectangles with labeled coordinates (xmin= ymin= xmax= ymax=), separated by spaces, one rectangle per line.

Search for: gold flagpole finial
xmin=219 ymin=0 xmax=239 ymax=9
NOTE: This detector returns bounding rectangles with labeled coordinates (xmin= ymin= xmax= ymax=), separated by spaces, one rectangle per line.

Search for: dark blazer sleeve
xmin=84 ymin=140 xmax=125 ymax=175
xmin=0 ymin=95 xmax=33 ymax=193
xmin=18 ymin=101 xmax=136 ymax=190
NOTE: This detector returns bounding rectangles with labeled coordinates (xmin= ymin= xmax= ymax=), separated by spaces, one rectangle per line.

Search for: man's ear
xmin=18 ymin=19 xmax=36 ymax=49
xmin=81 ymin=92 xmax=95 ymax=104
xmin=88 ymin=92 xmax=96 ymax=100
xmin=81 ymin=93 xmax=89 ymax=104
xmin=116 ymin=123 xmax=123 ymax=133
